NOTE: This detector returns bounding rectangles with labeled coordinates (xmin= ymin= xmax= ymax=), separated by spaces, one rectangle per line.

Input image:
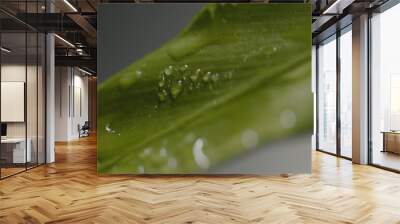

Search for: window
xmin=317 ymin=35 xmax=337 ymax=154
xmin=370 ymin=3 xmax=400 ymax=171
xmin=0 ymin=2 xmax=47 ymax=179
xmin=339 ymin=27 xmax=352 ymax=158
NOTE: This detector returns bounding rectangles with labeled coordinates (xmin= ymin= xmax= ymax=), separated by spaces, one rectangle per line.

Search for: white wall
xmin=1 ymin=65 xmax=27 ymax=141
xmin=55 ymin=67 xmax=70 ymax=141
xmin=55 ymin=67 xmax=89 ymax=141
xmin=1 ymin=63 xmax=47 ymax=164
xmin=1 ymin=65 xmax=38 ymax=137
xmin=72 ymin=73 xmax=89 ymax=138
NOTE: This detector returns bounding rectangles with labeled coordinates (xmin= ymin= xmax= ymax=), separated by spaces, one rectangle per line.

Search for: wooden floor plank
xmin=1 ymin=135 xmax=400 ymax=223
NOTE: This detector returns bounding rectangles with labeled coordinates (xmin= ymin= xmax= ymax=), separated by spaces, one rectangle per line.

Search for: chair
xmin=79 ymin=121 xmax=90 ymax=138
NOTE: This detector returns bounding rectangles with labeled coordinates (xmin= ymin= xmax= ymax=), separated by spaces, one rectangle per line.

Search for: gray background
xmin=98 ymin=4 xmax=311 ymax=174
xmin=98 ymin=4 xmax=204 ymax=83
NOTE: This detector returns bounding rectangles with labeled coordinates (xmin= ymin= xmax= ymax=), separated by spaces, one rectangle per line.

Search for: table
xmin=382 ymin=131 xmax=400 ymax=154
xmin=1 ymin=138 xmax=31 ymax=164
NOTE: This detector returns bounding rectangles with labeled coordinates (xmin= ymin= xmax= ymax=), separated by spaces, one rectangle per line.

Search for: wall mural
xmin=98 ymin=3 xmax=312 ymax=174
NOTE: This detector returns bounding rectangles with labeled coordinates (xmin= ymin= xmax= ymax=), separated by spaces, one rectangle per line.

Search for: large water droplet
xmin=241 ymin=129 xmax=258 ymax=150
xmin=193 ymin=138 xmax=210 ymax=169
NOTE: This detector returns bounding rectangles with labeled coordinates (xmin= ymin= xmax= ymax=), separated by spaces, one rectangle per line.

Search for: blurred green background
xmin=98 ymin=3 xmax=312 ymax=174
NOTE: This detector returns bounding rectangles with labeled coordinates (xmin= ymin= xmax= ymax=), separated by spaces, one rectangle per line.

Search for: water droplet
xmin=136 ymin=70 xmax=142 ymax=78
xmin=188 ymin=83 xmax=194 ymax=90
xmin=155 ymin=66 xmax=233 ymax=102
xmin=202 ymin=72 xmax=211 ymax=83
xmin=138 ymin=165 xmax=145 ymax=174
xmin=280 ymin=110 xmax=297 ymax=129
xmin=227 ymin=71 xmax=233 ymax=80
xmin=167 ymin=157 xmax=178 ymax=169
xmin=170 ymin=80 xmax=183 ymax=99
xmin=193 ymin=138 xmax=210 ymax=169
xmin=243 ymin=55 xmax=249 ymax=62
xmin=160 ymin=147 xmax=167 ymax=157
xmin=241 ymin=129 xmax=258 ymax=150
xmin=211 ymin=73 xmax=219 ymax=83
xmin=196 ymin=68 xmax=202 ymax=74
xmin=162 ymin=139 xmax=168 ymax=146
xmin=119 ymin=75 xmax=135 ymax=89
xmin=105 ymin=123 xmax=116 ymax=134
xmin=158 ymin=89 xmax=168 ymax=102
xmin=184 ymin=132 xmax=196 ymax=143
xmin=180 ymin=64 xmax=189 ymax=71
xmin=190 ymin=74 xmax=199 ymax=82
xmin=165 ymin=66 xmax=173 ymax=76
xmin=143 ymin=147 xmax=152 ymax=156
xmin=158 ymin=75 xmax=166 ymax=88
xmin=105 ymin=124 xmax=111 ymax=132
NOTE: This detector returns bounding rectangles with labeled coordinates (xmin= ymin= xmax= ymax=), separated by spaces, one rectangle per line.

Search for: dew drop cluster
xmin=157 ymin=64 xmax=233 ymax=102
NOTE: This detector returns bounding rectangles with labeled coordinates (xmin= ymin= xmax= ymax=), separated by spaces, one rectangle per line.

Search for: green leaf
xmin=98 ymin=3 xmax=312 ymax=174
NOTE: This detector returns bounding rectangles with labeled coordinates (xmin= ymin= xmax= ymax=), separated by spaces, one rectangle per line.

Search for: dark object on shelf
xmin=1 ymin=123 xmax=7 ymax=137
xmin=79 ymin=121 xmax=90 ymax=138
xmin=381 ymin=131 xmax=400 ymax=154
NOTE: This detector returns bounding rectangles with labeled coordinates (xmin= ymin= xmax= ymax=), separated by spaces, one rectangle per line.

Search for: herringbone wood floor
xmin=1 ymin=135 xmax=400 ymax=224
